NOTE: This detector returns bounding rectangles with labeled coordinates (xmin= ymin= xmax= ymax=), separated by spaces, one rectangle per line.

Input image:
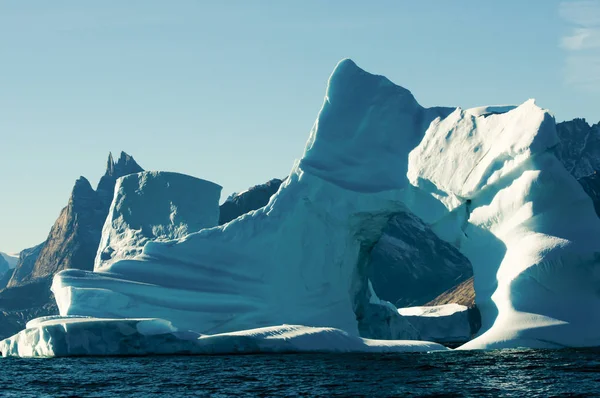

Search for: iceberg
xmin=51 ymin=59 xmax=451 ymax=342
xmin=4 ymin=59 xmax=600 ymax=356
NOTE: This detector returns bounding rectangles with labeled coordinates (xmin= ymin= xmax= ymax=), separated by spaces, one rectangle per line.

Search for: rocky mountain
xmin=0 ymin=256 xmax=8 ymax=279
xmin=7 ymin=178 xmax=104 ymax=286
xmin=0 ymin=152 xmax=143 ymax=340
xmin=0 ymin=270 xmax=13 ymax=290
xmin=427 ymin=277 xmax=475 ymax=307
xmin=7 ymin=152 xmax=143 ymax=288
xmin=219 ymin=178 xmax=285 ymax=225
xmin=555 ymin=119 xmax=600 ymax=179
xmin=368 ymin=212 xmax=472 ymax=308
xmin=0 ymin=252 xmax=18 ymax=270
xmin=96 ymin=152 xmax=145 ymax=210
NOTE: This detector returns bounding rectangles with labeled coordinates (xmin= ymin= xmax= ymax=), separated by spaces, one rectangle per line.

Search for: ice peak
xmin=331 ymin=58 xmax=359 ymax=74
xmin=325 ymin=59 xmax=408 ymax=103
xmin=299 ymin=59 xmax=438 ymax=193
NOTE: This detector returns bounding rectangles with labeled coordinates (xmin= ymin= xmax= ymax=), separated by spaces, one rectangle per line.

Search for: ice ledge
xmin=0 ymin=318 xmax=448 ymax=358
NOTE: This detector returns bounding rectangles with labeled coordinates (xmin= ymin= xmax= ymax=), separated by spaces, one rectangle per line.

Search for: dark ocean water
xmin=1 ymin=349 xmax=600 ymax=397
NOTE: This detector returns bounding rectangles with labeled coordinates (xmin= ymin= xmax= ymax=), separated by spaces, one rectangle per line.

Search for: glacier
xmin=3 ymin=58 xmax=600 ymax=356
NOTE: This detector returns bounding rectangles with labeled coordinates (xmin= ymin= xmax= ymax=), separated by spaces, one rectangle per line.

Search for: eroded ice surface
xmin=94 ymin=171 xmax=222 ymax=270
xmin=408 ymin=101 xmax=600 ymax=350
xmin=0 ymin=318 xmax=447 ymax=357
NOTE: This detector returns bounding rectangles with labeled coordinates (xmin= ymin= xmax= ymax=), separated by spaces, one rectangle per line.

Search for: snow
xmin=465 ymin=105 xmax=517 ymax=117
xmin=0 ymin=252 xmax=19 ymax=269
xmin=398 ymin=304 xmax=471 ymax=343
xmin=398 ymin=303 xmax=467 ymax=317
xmin=0 ymin=318 xmax=448 ymax=357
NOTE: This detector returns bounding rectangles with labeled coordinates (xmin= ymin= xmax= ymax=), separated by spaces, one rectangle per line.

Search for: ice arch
xmin=44 ymin=60 xmax=600 ymax=350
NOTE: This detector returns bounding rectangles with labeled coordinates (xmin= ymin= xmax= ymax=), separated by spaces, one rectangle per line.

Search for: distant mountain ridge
xmin=219 ymin=178 xmax=285 ymax=225
xmin=7 ymin=152 xmax=143 ymax=288
xmin=0 ymin=152 xmax=143 ymax=340
xmin=0 ymin=253 xmax=18 ymax=270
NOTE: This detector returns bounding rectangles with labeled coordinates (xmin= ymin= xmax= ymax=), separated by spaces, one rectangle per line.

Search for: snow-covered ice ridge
xmin=3 ymin=58 xmax=600 ymax=357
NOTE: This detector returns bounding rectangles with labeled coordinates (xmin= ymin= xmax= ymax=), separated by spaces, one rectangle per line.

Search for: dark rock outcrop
xmin=6 ymin=243 xmax=44 ymax=288
xmin=8 ymin=178 xmax=104 ymax=286
xmin=555 ymin=119 xmax=600 ymax=179
xmin=578 ymin=173 xmax=600 ymax=217
xmin=0 ymin=152 xmax=143 ymax=339
xmin=0 ymin=256 xmax=8 ymax=279
xmin=219 ymin=178 xmax=284 ymax=225
xmin=97 ymin=152 xmax=144 ymax=209
xmin=0 ymin=270 xmax=14 ymax=290
xmin=0 ymin=303 xmax=58 ymax=342
xmin=426 ymin=277 xmax=475 ymax=307
xmin=7 ymin=152 xmax=143 ymax=288
xmin=368 ymin=212 xmax=473 ymax=308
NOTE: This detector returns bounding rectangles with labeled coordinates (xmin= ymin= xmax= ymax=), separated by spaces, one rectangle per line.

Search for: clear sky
xmin=1 ymin=1 xmax=599 ymax=253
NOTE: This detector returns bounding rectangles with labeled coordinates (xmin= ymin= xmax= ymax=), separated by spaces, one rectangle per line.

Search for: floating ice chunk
xmin=0 ymin=318 xmax=447 ymax=357
xmin=398 ymin=304 xmax=471 ymax=343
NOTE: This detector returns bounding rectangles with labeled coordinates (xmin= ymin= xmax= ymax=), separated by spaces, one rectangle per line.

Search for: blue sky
xmin=1 ymin=1 xmax=599 ymax=253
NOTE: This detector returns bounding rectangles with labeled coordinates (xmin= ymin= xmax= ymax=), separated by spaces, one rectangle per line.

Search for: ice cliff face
xmin=428 ymin=118 xmax=600 ymax=315
xmin=95 ymin=171 xmax=221 ymax=270
xmin=408 ymin=102 xmax=600 ymax=349
xmin=52 ymin=172 xmax=223 ymax=329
